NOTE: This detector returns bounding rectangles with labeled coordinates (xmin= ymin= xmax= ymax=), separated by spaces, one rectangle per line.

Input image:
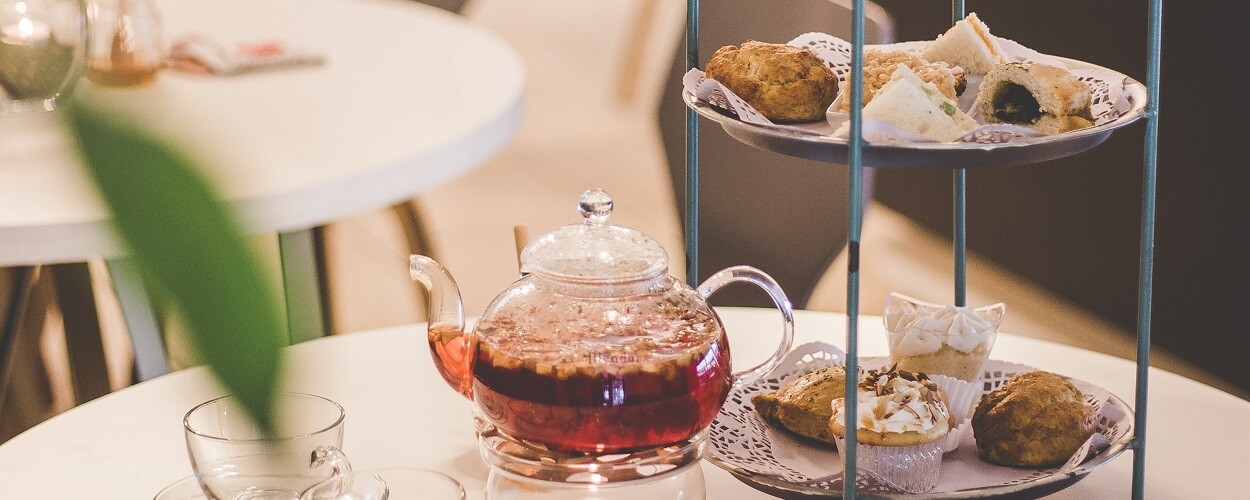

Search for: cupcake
xmin=883 ymin=293 xmax=1006 ymax=382
xmin=829 ymin=366 xmax=951 ymax=493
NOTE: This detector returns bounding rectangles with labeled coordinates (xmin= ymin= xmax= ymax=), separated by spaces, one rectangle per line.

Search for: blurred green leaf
xmin=66 ymin=104 xmax=284 ymax=435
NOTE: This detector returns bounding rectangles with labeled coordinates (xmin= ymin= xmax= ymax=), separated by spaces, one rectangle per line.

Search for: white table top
xmin=1 ymin=307 xmax=1245 ymax=499
xmin=0 ymin=0 xmax=524 ymax=266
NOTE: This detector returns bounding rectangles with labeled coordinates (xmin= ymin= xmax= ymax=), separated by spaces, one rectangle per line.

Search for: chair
xmin=657 ymin=0 xmax=894 ymax=307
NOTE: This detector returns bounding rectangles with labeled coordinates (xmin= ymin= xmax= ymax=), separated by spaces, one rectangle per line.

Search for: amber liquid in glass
xmin=460 ymin=312 xmax=733 ymax=454
xmin=86 ymin=60 xmax=159 ymax=86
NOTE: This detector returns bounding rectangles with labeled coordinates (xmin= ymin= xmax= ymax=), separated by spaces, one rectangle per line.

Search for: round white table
xmin=0 ymin=0 xmax=524 ymax=379
xmin=0 ymin=0 xmax=523 ymax=264
xmin=0 ymin=308 xmax=1243 ymax=498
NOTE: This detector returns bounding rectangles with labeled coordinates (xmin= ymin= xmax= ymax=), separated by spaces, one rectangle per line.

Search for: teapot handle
xmin=697 ymin=266 xmax=794 ymax=387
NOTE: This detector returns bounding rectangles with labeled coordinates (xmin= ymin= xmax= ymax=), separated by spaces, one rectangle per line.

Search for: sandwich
xmin=835 ymin=64 xmax=978 ymax=142
xmin=978 ymin=62 xmax=1094 ymax=135
xmin=921 ymin=12 xmax=1010 ymax=75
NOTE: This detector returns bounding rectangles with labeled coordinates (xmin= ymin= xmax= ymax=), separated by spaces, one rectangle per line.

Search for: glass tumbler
xmin=0 ymin=0 xmax=90 ymax=114
xmin=85 ymin=0 xmax=164 ymax=86
xmin=183 ymin=393 xmax=353 ymax=500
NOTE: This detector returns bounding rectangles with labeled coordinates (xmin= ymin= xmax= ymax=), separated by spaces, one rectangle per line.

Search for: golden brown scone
xmin=836 ymin=49 xmax=966 ymax=112
xmin=751 ymin=366 xmax=846 ymax=445
xmin=978 ymin=62 xmax=1094 ymax=135
xmin=972 ymin=371 xmax=1097 ymax=467
xmin=705 ymin=40 xmax=838 ymax=123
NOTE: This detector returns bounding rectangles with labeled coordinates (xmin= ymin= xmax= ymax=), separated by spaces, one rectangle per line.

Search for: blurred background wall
xmin=868 ymin=0 xmax=1247 ymax=395
xmin=661 ymin=0 xmax=1247 ymax=395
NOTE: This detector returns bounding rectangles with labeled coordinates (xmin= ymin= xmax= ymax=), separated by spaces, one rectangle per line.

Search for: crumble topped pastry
xmin=836 ymin=49 xmax=966 ymax=112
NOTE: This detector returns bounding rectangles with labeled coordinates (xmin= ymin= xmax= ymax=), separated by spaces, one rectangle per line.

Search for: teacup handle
xmin=697 ymin=266 xmax=794 ymax=387
xmin=307 ymin=446 xmax=353 ymax=497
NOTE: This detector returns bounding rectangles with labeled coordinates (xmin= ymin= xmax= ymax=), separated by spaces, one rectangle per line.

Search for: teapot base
xmin=476 ymin=419 xmax=706 ymax=488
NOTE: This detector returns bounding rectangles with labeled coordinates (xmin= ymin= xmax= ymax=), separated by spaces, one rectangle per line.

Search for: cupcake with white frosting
xmin=884 ymin=292 xmax=1006 ymax=382
xmin=829 ymin=366 xmax=951 ymax=493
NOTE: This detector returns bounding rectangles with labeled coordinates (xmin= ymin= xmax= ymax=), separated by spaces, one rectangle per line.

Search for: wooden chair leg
xmin=0 ymin=266 xmax=56 ymax=442
xmin=1 ymin=266 xmax=38 ymax=418
xmin=391 ymin=199 xmax=435 ymax=258
xmin=48 ymin=263 xmax=111 ymax=404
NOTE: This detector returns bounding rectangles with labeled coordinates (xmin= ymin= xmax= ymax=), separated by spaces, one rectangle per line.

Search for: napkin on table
xmin=168 ymin=35 xmax=325 ymax=76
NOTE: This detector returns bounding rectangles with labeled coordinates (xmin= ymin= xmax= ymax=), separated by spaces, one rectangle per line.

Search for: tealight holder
xmin=0 ymin=0 xmax=89 ymax=114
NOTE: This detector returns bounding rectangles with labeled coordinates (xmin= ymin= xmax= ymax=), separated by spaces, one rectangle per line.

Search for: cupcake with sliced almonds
xmin=829 ymin=365 xmax=951 ymax=493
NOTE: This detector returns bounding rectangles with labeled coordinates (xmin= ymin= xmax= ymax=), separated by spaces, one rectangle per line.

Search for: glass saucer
xmin=302 ymin=468 xmax=465 ymax=499
xmin=158 ymin=469 xmax=466 ymax=500
xmin=153 ymin=476 xmax=205 ymax=500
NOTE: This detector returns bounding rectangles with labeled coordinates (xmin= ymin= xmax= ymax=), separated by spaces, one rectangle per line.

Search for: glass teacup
xmin=182 ymin=393 xmax=353 ymax=500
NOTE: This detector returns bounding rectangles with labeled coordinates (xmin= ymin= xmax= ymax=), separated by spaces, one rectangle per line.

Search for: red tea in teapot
xmin=466 ymin=308 xmax=732 ymax=453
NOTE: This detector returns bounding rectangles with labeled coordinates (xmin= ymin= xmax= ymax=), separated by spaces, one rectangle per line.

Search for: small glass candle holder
xmin=85 ymin=0 xmax=164 ymax=87
xmin=0 ymin=0 xmax=90 ymax=115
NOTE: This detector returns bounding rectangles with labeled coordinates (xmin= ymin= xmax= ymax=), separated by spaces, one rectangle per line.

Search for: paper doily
xmin=706 ymin=342 xmax=1133 ymax=497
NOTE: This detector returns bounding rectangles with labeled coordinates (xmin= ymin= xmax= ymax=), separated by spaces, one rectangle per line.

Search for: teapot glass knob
xmin=577 ymin=188 xmax=613 ymax=225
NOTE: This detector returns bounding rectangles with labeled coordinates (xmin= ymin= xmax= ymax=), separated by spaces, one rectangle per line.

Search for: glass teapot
xmin=409 ymin=189 xmax=794 ymax=454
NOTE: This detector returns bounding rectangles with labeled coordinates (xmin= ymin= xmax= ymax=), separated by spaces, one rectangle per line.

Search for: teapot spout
xmin=409 ymin=255 xmax=473 ymax=399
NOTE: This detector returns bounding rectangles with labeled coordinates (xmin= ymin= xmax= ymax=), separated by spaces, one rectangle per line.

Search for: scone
xmin=836 ymin=49 xmax=965 ymax=112
xmin=978 ymin=62 xmax=1094 ymax=135
xmin=704 ymin=40 xmax=838 ymax=123
xmin=972 ymin=371 xmax=1097 ymax=467
xmin=752 ymin=366 xmax=847 ymax=445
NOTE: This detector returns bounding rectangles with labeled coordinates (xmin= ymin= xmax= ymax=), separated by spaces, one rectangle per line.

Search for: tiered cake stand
xmin=680 ymin=1 xmax=1162 ymax=498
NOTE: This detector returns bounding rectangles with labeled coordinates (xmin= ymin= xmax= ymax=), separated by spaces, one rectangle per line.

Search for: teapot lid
xmin=520 ymin=189 xmax=668 ymax=282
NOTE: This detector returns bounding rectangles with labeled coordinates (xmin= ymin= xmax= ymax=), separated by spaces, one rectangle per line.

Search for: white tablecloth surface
xmin=0 ymin=307 xmax=1245 ymax=498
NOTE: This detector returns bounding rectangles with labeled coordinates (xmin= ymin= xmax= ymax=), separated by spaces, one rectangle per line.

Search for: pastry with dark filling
xmin=978 ymin=62 xmax=1094 ymax=135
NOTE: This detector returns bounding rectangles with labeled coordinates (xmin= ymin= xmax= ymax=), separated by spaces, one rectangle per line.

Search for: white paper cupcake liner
xmin=929 ymin=374 xmax=981 ymax=454
xmin=832 ymin=435 xmax=944 ymax=493
xmin=944 ymin=419 xmax=972 ymax=454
